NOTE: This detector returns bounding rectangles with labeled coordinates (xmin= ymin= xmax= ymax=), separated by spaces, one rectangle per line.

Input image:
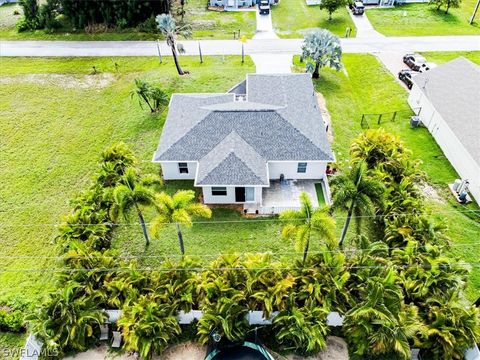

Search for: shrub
xmin=0 ymin=308 xmax=25 ymax=332
xmin=137 ymin=16 xmax=158 ymax=33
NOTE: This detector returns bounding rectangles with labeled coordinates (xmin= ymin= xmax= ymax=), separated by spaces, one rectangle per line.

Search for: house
xmin=407 ymin=57 xmax=480 ymax=203
xmin=152 ymin=73 xmax=334 ymax=214
xmin=208 ymin=0 xmax=276 ymax=11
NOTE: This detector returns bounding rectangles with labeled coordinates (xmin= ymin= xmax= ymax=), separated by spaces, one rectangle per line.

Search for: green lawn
xmin=0 ymin=1 xmax=255 ymax=40
xmin=366 ymin=0 xmax=480 ymax=36
xmin=271 ymin=0 xmax=356 ymax=38
xmin=293 ymin=54 xmax=480 ymax=299
xmin=0 ymin=332 xmax=26 ymax=359
xmin=0 ymin=56 xmax=254 ymax=308
xmin=421 ymin=51 xmax=480 ymax=64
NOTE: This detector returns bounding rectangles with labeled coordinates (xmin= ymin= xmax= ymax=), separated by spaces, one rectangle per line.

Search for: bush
xmin=16 ymin=18 xmax=39 ymax=31
xmin=137 ymin=16 xmax=158 ymax=33
xmin=0 ymin=309 xmax=25 ymax=332
xmin=116 ymin=18 xmax=128 ymax=30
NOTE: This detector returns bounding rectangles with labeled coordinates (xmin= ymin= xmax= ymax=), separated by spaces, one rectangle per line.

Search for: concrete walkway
xmin=2 ymin=36 xmax=480 ymax=57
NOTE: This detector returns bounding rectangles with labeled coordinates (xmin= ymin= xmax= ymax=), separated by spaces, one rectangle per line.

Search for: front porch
xmin=244 ymin=179 xmax=331 ymax=215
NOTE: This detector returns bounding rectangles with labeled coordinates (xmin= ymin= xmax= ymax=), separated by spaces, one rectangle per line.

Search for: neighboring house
xmin=209 ymin=0 xmax=276 ymax=11
xmin=152 ymin=74 xmax=334 ymax=214
xmin=407 ymin=57 xmax=480 ymax=203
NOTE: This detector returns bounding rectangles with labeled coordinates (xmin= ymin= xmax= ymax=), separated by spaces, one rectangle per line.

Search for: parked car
xmin=259 ymin=0 xmax=270 ymax=14
xmin=349 ymin=1 xmax=365 ymax=15
xmin=403 ymin=53 xmax=436 ymax=72
xmin=398 ymin=70 xmax=416 ymax=89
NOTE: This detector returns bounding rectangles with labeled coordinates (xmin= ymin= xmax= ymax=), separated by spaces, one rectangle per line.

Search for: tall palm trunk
xmin=170 ymin=42 xmax=185 ymax=76
xmin=339 ymin=201 xmax=355 ymax=247
xmin=312 ymin=62 xmax=320 ymax=79
xmin=135 ymin=205 xmax=150 ymax=247
xmin=176 ymin=223 xmax=185 ymax=255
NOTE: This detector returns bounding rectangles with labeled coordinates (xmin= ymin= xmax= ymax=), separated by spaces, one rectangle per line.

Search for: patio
xmin=244 ymin=179 xmax=330 ymax=215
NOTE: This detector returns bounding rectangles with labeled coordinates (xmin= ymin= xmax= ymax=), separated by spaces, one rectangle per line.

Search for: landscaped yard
xmin=293 ymin=54 xmax=480 ymax=300
xmin=0 ymin=0 xmax=255 ymax=40
xmin=271 ymin=0 xmax=356 ymax=38
xmin=366 ymin=0 xmax=480 ymax=36
xmin=0 ymin=55 xmax=255 ymax=306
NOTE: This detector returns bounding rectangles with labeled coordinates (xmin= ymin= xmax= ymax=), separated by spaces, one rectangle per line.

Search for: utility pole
xmin=470 ymin=0 xmax=480 ymax=24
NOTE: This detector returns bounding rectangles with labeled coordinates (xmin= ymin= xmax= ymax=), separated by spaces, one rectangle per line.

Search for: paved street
xmin=1 ymin=35 xmax=479 ymax=57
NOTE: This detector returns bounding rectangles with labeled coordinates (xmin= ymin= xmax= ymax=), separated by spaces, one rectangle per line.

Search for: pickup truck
xmin=259 ymin=0 xmax=270 ymax=14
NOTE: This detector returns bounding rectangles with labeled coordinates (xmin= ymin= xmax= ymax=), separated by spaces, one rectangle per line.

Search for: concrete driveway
xmin=375 ymin=51 xmax=411 ymax=90
xmin=253 ymin=6 xmax=278 ymax=39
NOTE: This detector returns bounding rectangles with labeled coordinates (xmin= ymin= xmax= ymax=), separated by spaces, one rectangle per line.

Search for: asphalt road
xmin=1 ymin=35 xmax=480 ymax=57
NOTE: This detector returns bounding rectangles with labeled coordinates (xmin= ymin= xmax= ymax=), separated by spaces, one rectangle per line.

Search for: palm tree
xmin=130 ymin=79 xmax=155 ymax=112
xmin=331 ymin=161 xmax=384 ymax=247
xmin=119 ymin=295 xmax=181 ymax=360
xmin=156 ymin=14 xmax=191 ymax=76
xmin=26 ymin=282 xmax=107 ymax=354
xmin=279 ymin=192 xmax=335 ymax=265
xmin=110 ymin=167 xmax=162 ymax=247
xmin=301 ymin=29 xmax=342 ymax=79
xmin=150 ymin=190 xmax=211 ymax=255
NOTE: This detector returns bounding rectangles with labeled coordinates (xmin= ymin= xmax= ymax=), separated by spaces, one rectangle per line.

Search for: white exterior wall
xmin=160 ymin=161 xmax=197 ymax=180
xmin=268 ymin=161 xmax=327 ymax=180
xmin=408 ymin=85 xmax=480 ymax=203
xmin=202 ymin=186 xmax=263 ymax=204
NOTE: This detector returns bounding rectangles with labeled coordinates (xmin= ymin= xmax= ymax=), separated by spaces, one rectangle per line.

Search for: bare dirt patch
xmin=316 ymin=92 xmax=334 ymax=144
xmin=161 ymin=341 xmax=207 ymax=360
xmin=0 ymin=73 xmax=115 ymax=90
xmin=418 ymin=181 xmax=445 ymax=204
xmin=286 ymin=336 xmax=349 ymax=360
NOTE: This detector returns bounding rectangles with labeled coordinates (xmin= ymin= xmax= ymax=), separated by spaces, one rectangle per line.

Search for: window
xmin=211 ymin=187 xmax=227 ymax=196
xmin=297 ymin=162 xmax=307 ymax=173
xmin=178 ymin=162 xmax=188 ymax=174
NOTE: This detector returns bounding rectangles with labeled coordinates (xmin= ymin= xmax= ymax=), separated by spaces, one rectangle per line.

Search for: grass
xmin=0 ymin=1 xmax=256 ymax=40
xmin=421 ymin=51 xmax=480 ymax=64
xmin=188 ymin=0 xmax=256 ymax=39
xmin=0 ymin=55 xmax=254 ymax=307
xmin=271 ymin=0 xmax=356 ymax=38
xmin=366 ymin=0 xmax=480 ymax=36
xmin=0 ymin=332 xmax=27 ymax=360
xmin=293 ymin=54 xmax=480 ymax=299
xmin=315 ymin=183 xmax=326 ymax=206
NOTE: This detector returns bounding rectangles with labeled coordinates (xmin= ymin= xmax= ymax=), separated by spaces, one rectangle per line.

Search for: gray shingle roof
xmin=196 ymin=131 xmax=268 ymax=185
xmin=153 ymin=74 xmax=334 ymax=185
xmin=412 ymin=57 xmax=480 ymax=166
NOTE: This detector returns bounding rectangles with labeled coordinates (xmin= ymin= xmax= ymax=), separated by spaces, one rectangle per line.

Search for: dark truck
xmin=349 ymin=1 xmax=365 ymax=15
xmin=259 ymin=0 xmax=270 ymax=14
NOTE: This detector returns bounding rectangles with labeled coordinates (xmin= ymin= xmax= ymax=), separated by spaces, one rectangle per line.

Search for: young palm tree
xmin=331 ymin=161 xmax=384 ymax=247
xmin=279 ymin=192 xmax=336 ymax=265
xmin=150 ymin=190 xmax=211 ymax=255
xmin=26 ymin=282 xmax=107 ymax=354
xmin=156 ymin=14 xmax=191 ymax=76
xmin=110 ymin=168 xmax=162 ymax=247
xmin=130 ymin=79 xmax=155 ymax=112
